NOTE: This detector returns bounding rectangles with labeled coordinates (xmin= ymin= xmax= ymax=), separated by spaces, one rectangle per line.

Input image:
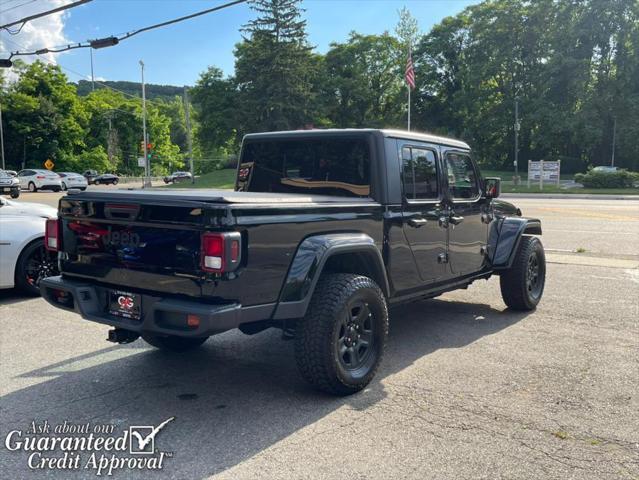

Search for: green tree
xmin=3 ymin=61 xmax=87 ymax=170
xmin=234 ymin=0 xmax=316 ymax=133
xmin=324 ymin=33 xmax=405 ymax=128
xmin=190 ymin=66 xmax=237 ymax=157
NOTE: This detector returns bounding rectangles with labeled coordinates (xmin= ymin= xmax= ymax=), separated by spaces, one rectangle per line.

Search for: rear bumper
xmin=35 ymin=183 xmax=61 ymax=190
xmin=40 ymin=276 xmax=274 ymax=337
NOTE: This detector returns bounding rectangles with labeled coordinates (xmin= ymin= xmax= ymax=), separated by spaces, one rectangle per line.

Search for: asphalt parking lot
xmin=1 ymin=192 xmax=638 ymax=479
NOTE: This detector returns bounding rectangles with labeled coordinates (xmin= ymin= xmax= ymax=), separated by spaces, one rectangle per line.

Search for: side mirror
xmin=484 ymin=177 xmax=501 ymax=199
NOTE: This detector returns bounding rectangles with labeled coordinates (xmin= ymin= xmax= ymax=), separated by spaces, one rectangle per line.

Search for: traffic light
xmin=146 ymin=143 xmax=153 ymax=160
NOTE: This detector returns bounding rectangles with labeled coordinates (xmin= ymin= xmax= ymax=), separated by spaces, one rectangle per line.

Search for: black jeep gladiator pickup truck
xmin=41 ymin=129 xmax=545 ymax=395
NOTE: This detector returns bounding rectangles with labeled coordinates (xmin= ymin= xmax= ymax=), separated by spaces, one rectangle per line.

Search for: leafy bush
xmin=57 ymin=146 xmax=112 ymax=173
xmin=574 ymin=170 xmax=639 ymax=188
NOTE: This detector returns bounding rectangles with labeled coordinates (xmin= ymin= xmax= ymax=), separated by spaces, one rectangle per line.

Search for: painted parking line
xmin=546 ymin=253 xmax=639 ymax=269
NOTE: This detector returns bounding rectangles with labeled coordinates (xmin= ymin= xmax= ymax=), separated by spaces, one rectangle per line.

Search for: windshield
xmin=237 ymin=136 xmax=371 ymax=198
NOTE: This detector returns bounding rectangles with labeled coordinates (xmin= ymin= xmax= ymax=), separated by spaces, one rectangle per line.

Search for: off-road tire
xmin=294 ymin=273 xmax=388 ymax=396
xmin=141 ymin=334 xmax=208 ymax=352
xmin=500 ymin=236 xmax=546 ymax=311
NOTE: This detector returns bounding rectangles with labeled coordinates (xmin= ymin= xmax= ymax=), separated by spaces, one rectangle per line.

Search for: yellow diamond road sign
xmin=44 ymin=159 xmax=55 ymax=170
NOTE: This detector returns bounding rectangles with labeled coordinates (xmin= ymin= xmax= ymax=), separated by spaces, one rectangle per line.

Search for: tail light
xmin=200 ymin=231 xmax=241 ymax=273
xmin=36 ymin=175 xmax=45 ymax=179
xmin=45 ymin=218 xmax=60 ymax=251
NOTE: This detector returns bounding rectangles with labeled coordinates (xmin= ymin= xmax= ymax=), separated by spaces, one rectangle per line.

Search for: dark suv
xmin=42 ymin=129 xmax=545 ymax=395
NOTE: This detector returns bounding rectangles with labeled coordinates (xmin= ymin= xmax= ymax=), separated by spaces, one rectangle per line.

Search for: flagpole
xmin=408 ymin=83 xmax=411 ymax=131
xmin=407 ymin=45 xmax=411 ymax=131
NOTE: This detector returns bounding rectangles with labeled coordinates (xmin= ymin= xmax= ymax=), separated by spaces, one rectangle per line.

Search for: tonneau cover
xmin=66 ymin=188 xmax=377 ymax=205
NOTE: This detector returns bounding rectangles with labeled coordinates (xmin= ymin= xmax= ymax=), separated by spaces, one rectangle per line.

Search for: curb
xmin=501 ymin=193 xmax=639 ymax=200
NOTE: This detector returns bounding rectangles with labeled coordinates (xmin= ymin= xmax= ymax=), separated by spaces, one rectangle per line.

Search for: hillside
xmin=75 ymin=79 xmax=186 ymax=100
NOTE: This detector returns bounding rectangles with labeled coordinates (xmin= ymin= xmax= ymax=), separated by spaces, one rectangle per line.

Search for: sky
xmin=0 ymin=0 xmax=479 ymax=86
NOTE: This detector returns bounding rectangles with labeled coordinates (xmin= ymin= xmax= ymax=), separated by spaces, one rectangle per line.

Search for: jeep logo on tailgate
xmin=105 ymin=231 xmax=141 ymax=248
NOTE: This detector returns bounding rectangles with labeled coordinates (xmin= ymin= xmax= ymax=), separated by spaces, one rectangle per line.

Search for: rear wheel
xmin=15 ymin=239 xmax=58 ymax=296
xmin=94 ymin=180 xmax=100 ymax=185
xmin=112 ymin=179 xmax=118 ymax=185
xmin=141 ymin=334 xmax=208 ymax=352
xmin=28 ymin=182 xmax=37 ymax=192
xmin=295 ymin=273 xmax=388 ymax=396
xmin=500 ymin=236 xmax=546 ymax=310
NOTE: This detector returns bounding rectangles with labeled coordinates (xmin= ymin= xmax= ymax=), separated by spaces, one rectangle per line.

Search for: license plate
xmin=108 ymin=290 xmax=142 ymax=320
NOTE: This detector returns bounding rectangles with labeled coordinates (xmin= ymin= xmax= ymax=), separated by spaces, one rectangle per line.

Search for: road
xmin=1 ymin=192 xmax=638 ymax=479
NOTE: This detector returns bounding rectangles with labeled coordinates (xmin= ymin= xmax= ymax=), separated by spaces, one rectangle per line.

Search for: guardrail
xmin=116 ymin=176 xmax=164 ymax=184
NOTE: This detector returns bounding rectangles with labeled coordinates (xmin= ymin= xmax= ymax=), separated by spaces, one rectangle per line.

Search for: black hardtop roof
xmin=242 ymin=128 xmax=470 ymax=150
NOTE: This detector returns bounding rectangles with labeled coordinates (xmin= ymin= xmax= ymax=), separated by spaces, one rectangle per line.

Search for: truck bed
xmin=57 ymin=188 xmax=384 ymax=306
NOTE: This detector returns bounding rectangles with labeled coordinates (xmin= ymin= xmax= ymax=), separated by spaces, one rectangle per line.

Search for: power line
xmin=0 ymin=0 xmax=38 ymax=15
xmin=1 ymin=35 xmax=164 ymax=107
xmin=0 ymin=0 xmax=93 ymax=32
xmin=2 ymin=0 xmax=247 ymax=60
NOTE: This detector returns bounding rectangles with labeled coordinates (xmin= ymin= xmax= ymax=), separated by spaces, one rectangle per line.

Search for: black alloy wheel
xmin=337 ymin=299 xmax=375 ymax=372
xmin=15 ymin=239 xmax=59 ymax=296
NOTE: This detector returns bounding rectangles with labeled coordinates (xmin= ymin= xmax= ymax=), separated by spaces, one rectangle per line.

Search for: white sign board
xmin=527 ymin=160 xmax=561 ymax=188
xmin=137 ymin=157 xmax=146 ymax=168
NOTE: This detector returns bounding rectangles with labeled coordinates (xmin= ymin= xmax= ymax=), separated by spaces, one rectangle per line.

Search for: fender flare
xmin=272 ymin=233 xmax=389 ymax=320
xmin=490 ymin=217 xmax=542 ymax=270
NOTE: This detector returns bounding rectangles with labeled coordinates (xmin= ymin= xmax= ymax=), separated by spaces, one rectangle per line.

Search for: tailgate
xmin=58 ymin=194 xmax=232 ymax=297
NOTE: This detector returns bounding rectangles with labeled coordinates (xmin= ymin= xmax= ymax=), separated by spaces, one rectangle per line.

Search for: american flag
xmin=405 ymin=50 xmax=415 ymax=90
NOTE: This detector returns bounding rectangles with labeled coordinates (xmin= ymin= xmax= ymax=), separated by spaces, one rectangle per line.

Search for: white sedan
xmin=17 ymin=169 xmax=62 ymax=192
xmin=0 ymin=198 xmax=59 ymax=295
xmin=58 ymin=172 xmax=88 ymax=191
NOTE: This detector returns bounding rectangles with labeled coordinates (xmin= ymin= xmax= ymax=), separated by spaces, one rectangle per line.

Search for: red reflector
xmin=230 ymin=240 xmax=240 ymax=262
xmin=45 ymin=218 xmax=59 ymax=251
xmin=187 ymin=314 xmax=200 ymax=327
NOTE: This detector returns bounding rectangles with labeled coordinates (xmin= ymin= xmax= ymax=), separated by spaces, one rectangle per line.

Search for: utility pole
xmin=90 ymin=48 xmax=95 ymax=91
xmin=183 ymin=86 xmax=194 ymax=184
xmin=611 ymin=116 xmax=617 ymax=167
xmin=514 ymin=97 xmax=520 ymax=183
xmin=0 ymin=99 xmax=5 ymax=170
xmin=140 ymin=60 xmax=151 ymax=188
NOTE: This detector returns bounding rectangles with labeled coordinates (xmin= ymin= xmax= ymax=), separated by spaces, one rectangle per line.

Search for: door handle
xmin=449 ymin=215 xmax=464 ymax=225
xmin=408 ymin=217 xmax=428 ymax=228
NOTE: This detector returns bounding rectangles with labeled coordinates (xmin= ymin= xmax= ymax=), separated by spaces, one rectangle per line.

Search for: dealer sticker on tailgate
xmin=108 ymin=290 xmax=142 ymax=320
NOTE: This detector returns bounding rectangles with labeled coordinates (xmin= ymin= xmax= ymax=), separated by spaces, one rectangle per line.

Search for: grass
xmin=501 ymin=184 xmax=639 ymax=195
xmin=575 ymin=247 xmax=587 ymax=253
xmin=481 ymin=170 xmax=574 ymax=181
xmin=163 ymin=169 xmax=236 ymax=189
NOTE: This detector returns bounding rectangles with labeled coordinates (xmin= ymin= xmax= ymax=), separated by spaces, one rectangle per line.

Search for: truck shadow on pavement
xmin=1 ymin=298 xmax=531 ymax=479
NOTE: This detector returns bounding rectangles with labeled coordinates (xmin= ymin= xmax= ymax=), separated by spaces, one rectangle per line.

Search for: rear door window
xmin=401 ymin=147 xmax=439 ymax=200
